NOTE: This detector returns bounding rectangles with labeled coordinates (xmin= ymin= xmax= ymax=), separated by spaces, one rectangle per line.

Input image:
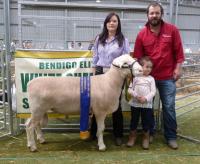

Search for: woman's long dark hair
xmin=98 ymin=12 xmax=124 ymax=47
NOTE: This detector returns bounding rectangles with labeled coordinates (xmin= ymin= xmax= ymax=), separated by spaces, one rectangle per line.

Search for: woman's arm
xmin=122 ymin=38 xmax=130 ymax=54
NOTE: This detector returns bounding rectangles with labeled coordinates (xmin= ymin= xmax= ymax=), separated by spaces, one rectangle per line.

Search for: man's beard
xmin=149 ymin=18 xmax=161 ymax=27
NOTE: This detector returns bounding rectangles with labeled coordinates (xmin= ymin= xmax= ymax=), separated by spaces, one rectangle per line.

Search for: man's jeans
xmin=156 ymin=79 xmax=177 ymax=141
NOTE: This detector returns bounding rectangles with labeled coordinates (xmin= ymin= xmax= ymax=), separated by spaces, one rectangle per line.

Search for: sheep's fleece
xmin=26 ymin=54 xmax=143 ymax=152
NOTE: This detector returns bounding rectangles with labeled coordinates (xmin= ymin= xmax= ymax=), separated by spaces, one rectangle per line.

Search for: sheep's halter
xmin=112 ymin=60 xmax=138 ymax=76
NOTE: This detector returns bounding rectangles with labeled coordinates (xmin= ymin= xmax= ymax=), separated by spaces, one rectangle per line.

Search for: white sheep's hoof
xmin=38 ymin=138 xmax=46 ymax=144
xmin=29 ymin=146 xmax=38 ymax=152
xmin=27 ymin=143 xmax=31 ymax=148
xmin=99 ymin=145 xmax=106 ymax=151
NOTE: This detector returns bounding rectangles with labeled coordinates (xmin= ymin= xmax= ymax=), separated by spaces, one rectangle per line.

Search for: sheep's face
xmin=112 ymin=54 xmax=143 ymax=76
xmin=131 ymin=61 xmax=143 ymax=76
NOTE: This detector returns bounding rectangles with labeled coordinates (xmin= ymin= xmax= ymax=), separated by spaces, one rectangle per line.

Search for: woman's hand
xmin=92 ymin=67 xmax=96 ymax=75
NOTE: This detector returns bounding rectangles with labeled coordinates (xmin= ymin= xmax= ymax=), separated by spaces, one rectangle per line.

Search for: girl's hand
xmin=136 ymin=96 xmax=147 ymax=104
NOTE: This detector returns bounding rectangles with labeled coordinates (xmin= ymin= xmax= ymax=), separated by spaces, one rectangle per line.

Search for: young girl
xmin=127 ymin=56 xmax=156 ymax=149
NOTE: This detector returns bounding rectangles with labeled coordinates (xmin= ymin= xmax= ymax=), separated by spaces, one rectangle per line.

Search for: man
xmin=133 ymin=2 xmax=185 ymax=149
xmin=78 ymin=42 xmax=84 ymax=50
xmin=69 ymin=41 xmax=75 ymax=50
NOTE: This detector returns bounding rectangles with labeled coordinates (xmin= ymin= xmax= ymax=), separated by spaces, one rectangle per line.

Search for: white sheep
xmin=25 ymin=54 xmax=143 ymax=152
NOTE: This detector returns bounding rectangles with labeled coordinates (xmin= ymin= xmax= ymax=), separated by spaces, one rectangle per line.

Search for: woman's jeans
xmin=156 ymin=79 xmax=177 ymax=141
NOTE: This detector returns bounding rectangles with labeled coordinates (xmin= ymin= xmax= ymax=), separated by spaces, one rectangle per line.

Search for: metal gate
xmin=0 ymin=0 xmax=15 ymax=139
xmin=0 ymin=47 xmax=13 ymax=138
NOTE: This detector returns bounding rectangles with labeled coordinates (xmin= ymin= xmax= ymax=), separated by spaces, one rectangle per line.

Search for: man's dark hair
xmin=146 ymin=2 xmax=164 ymax=15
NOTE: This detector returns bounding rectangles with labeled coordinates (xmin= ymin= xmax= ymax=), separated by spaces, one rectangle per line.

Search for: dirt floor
xmin=1 ymin=107 xmax=200 ymax=164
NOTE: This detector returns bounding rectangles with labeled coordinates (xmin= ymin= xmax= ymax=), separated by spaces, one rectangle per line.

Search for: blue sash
xmin=80 ymin=76 xmax=90 ymax=139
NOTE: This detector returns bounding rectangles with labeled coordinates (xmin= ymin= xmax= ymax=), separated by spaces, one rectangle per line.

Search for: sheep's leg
xmin=35 ymin=126 xmax=45 ymax=144
xmin=96 ymin=113 xmax=106 ymax=151
xmin=25 ymin=118 xmax=32 ymax=147
xmin=35 ymin=114 xmax=48 ymax=144
xmin=25 ymin=118 xmax=38 ymax=152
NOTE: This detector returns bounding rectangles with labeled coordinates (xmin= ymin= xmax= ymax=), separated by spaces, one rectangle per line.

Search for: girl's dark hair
xmin=146 ymin=2 xmax=164 ymax=15
xmin=139 ymin=56 xmax=153 ymax=66
xmin=98 ymin=12 xmax=124 ymax=47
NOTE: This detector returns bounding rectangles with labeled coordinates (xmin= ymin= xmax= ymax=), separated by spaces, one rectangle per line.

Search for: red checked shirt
xmin=133 ymin=20 xmax=185 ymax=80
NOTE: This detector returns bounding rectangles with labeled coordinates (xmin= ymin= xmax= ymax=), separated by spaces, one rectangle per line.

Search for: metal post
xmin=65 ymin=0 xmax=68 ymax=49
xmin=18 ymin=2 xmax=22 ymax=48
xmin=169 ymin=0 xmax=175 ymax=23
xmin=73 ymin=23 xmax=76 ymax=47
xmin=3 ymin=0 xmax=13 ymax=135
xmin=121 ymin=0 xmax=124 ymax=19
xmin=175 ymin=0 xmax=179 ymax=26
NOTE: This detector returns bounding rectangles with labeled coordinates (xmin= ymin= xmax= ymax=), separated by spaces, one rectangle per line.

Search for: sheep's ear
xmin=118 ymin=63 xmax=124 ymax=68
xmin=121 ymin=63 xmax=129 ymax=68
xmin=113 ymin=60 xmax=123 ymax=68
xmin=113 ymin=54 xmax=134 ymax=67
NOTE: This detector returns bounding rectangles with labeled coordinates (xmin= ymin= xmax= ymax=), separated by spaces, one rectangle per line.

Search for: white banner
xmin=15 ymin=50 xmax=93 ymax=115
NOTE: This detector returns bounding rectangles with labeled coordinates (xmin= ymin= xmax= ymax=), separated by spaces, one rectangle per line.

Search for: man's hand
xmin=173 ymin=63 xmax=182 ymax=81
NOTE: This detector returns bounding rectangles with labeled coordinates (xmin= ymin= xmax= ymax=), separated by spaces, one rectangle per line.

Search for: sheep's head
xmin=112 ymin=54 xmax=143 ymax=76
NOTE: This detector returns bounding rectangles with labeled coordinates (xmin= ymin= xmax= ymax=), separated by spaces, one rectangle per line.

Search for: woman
xmin=91 ymin=12 xmax=130 ymax=146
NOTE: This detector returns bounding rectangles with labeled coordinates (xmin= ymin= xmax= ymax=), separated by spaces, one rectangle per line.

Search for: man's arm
xmin=173 ymin=27 xmax=185 ymax=81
